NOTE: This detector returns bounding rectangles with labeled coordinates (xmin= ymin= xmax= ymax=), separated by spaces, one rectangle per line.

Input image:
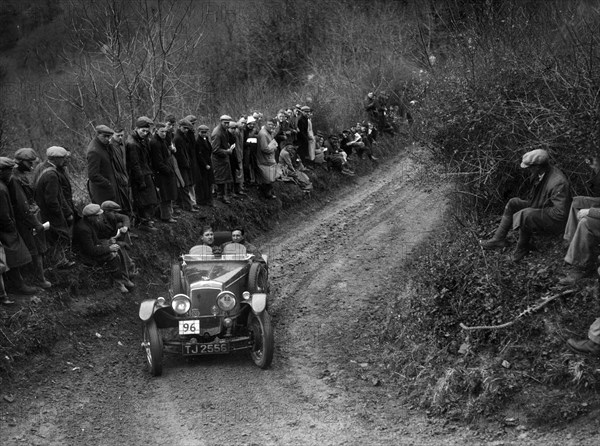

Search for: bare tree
xmin=46 ymin=0 xmax=207 ymax=132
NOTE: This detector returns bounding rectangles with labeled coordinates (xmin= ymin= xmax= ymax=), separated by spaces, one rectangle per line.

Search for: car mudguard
xmin=139 ymin=299 xmax=157 ymax=321
xmin=251 ymin=293 xmax=267 ymax=314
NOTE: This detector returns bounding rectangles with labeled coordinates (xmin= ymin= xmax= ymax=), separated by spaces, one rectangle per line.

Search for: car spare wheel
xmin=249 ymin=310 xmax=274 ymax=369
xmin=170 ymin=263 xmax=183 ymax=296
xmin=143 ymin=319 xmax=163 ymax=376
xmin=248 ymin=263 xmax=268 ymax=293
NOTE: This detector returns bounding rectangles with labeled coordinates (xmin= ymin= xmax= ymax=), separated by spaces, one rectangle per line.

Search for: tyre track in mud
xmin=2 ymin=153 xmax=480 ymax=445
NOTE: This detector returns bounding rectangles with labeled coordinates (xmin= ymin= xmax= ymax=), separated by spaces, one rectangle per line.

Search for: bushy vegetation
xmin=385 ymin=0 xmax=600 ymax=423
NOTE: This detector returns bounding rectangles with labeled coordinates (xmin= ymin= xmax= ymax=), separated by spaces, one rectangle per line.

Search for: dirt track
xmin=1 ymin=153 xmax=487 ymax=445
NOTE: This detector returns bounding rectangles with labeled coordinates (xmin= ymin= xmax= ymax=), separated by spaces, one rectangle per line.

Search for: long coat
xmin=87 ymin=136 xmax=118 ymax=205
xmin=7 ymin=170 xmax=46 ymax=256
xmin=195 ymin=135 xmax=214 ymax=204
xmin=150 ymin=133 xmax=178 ymax=202
xmin=173 ymin=129 xmax=195 ymax=187
xmin=257 ymin=127 xmax=277 ymax=185
xmin=0 ymin=178 xmax=32 ymax=268
xmin=126 ymin=131 xmax=158 ymax=207
xmin=210 ymin=124 xmax=233 ymax=185
xmin=33 ymin=161 xmax=73 ymax=241
xmin=108 ymin=140 xmax=132 ymax=214
xmin=296 ymin=114 xmax=310 ymax=161
xmin=72 ymin=217 xmax=114 ymax=265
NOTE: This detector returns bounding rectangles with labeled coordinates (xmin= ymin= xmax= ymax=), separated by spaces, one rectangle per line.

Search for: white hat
xmin=247 ymin=116 xmax=256 ymax=124
xmin=46 ymin=146 xmax=69 ymax=158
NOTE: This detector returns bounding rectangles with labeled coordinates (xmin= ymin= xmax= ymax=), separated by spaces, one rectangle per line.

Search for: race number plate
xmin=178 ymin=320 xmax=200 ymax=335
xmin=182 ymin=342 xmax=230 ymax=355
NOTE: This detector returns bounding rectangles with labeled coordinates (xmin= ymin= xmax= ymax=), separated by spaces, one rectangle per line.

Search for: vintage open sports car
xmin=138 ymin=233 xmax=273 ymax=376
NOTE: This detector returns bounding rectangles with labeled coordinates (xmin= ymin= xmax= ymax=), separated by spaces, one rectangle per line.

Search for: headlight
xmin=171 ymin=294 xmax=191 ymax=315
xmin=217 ymin=291 xmax=236 ymax=312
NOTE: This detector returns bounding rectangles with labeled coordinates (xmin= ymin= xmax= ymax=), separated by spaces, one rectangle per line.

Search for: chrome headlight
xmin=217 ymin=291 xmax=236 ymax=312
xmin=171 ymin=294 xmax=191 ymax=315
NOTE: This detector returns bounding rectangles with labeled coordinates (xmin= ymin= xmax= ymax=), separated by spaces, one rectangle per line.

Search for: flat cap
xmin=135 ymin=116 xmax=154 ymax=128
xmin=95 ymin=125 xmax=114 ymax=136
xmin=246 ymin=116 xmax=256 ymax=124
xmin=14 ymin=148 xmax=39 ymax=161
xmin=520 ymin=149 xmax=549 ymax=168
xmin=46 ymin=146 xmax=69 ymax=158
xmin=300 ymin=105 xmax=312 ymax=112
xmin=0 ymin=157 xmax=16 ymax=169
xmin=220 ymin=115 xmax=233 ymax=121
xmin=295 ymin=104 xmax=302 ymax=110
xmin=183 ymin=115 xmax=197 ymax=123
xmin=178 ymin=119 xmax=193 ymax=130
xmin=100 ymin=200 xmax=121 ymax=211
xmin=198 ymin=124 xmax=209 ymax=131
xmin=82 ymin=203 xmax=103 ymax=217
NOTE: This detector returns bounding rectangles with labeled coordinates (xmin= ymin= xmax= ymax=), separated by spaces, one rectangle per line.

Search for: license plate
xmin=178 ymin=320 xmax=200 ymax=335
xmin=182 ymin=342 xmax=230 ymax=355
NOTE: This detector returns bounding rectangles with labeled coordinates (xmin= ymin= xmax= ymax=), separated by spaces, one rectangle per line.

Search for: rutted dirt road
xmin=1 ymin=153 xmax=483 ymax=445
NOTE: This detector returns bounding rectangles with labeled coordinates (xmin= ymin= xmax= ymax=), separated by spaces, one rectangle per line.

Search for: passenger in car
xmin=198 ymin=225 xmax=222 ymax=255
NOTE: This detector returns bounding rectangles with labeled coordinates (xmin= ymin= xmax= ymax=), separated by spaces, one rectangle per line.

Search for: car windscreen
xmin=184 ymin=260 xmax=247 ymax=282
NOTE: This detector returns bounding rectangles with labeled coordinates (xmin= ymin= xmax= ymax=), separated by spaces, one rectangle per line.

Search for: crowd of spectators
xmin=0 ymin=101 xmax=393 ymax=302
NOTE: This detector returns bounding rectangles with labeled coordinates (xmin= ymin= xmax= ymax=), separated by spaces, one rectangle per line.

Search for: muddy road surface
xmin=2 ymin=155 xmax=489 ymax=445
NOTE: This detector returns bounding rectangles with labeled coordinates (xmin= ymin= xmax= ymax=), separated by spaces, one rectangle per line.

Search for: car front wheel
xmin=142 ymin=319 xmax=163 ymax=376
xmin=249 ymin=311 xmax=274 ymax=369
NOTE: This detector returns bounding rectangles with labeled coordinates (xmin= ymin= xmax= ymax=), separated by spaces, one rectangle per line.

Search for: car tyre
xmin=248 ymin=263 xmax=268 ymax=293
xmin=143 ymin=319 xmax=163 ymax=376
xmin=170 ymin=263 xmax=183 ymax=296
xmin=249 ymin=310 xmax=274 ymax=369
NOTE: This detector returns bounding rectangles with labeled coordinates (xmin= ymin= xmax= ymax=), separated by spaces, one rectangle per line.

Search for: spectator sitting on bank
xmin=72 ymin=203 xmax=135 ymax=294
xmin=480 ymin=149 xmax=571 ymax=262
xmin=563 ymin=153 xmax=600 ymax=244
xmin=278 ymin=144 xmax=313 ymax=193
xmin=324 ymin=135 xmax=355 ymax=176
xmin=567 ymin=316 xmax=600 ymax=356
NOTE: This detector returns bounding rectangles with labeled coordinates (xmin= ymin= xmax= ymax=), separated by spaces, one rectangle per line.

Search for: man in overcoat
xmin=150 ymin=123 xmax=178 ymax=222
xmin=173 ymin=119 xmax=198 ymax=212
xmin=480 ymin=149 xmax=571 ymax=262
xmin=195 ymin=124 xmax=214 ymax=206
xmin=108 ymin=127 xmax=132 ymax=216
xmin=126 ymin=117 xmax=158 ymax=232
xmin=33 ymin=146 xmax=75 ymax=268
xmin=211 ymin=115 xmax=235 ymax=204
xmin=73 ymin=204 xmax=134 ymax=294
xmin=257 ymin=119 xmax=278 ymax=199
xmin=87 ymin=125 xmax=121 ymax=205
xmin=10 ymin=149 xmax=51 ymax=288
xmin=0 ymin=157 xmax=36 ymax=296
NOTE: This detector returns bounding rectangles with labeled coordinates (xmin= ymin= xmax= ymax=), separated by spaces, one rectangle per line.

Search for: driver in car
xmin=222 ymin=227 xmax=266 ymax=266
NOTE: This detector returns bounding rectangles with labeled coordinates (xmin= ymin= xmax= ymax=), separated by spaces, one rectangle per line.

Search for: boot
xmin=480 ymin=215 xmax=512 ymax=250
xmin=6 ymin=268 xmax=38 ymax=295
xmin=0 ymin=277 xmax=14 ymax=305
xmin=235 ymin=184 xmax=247 ymax=196
xmin=512 ymin=232 xmax=532 ymax=263
xmin=33 ymin=255 xmax=52 ymax=289
xmin=567 ymin=338 xmax=600 ymax=356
